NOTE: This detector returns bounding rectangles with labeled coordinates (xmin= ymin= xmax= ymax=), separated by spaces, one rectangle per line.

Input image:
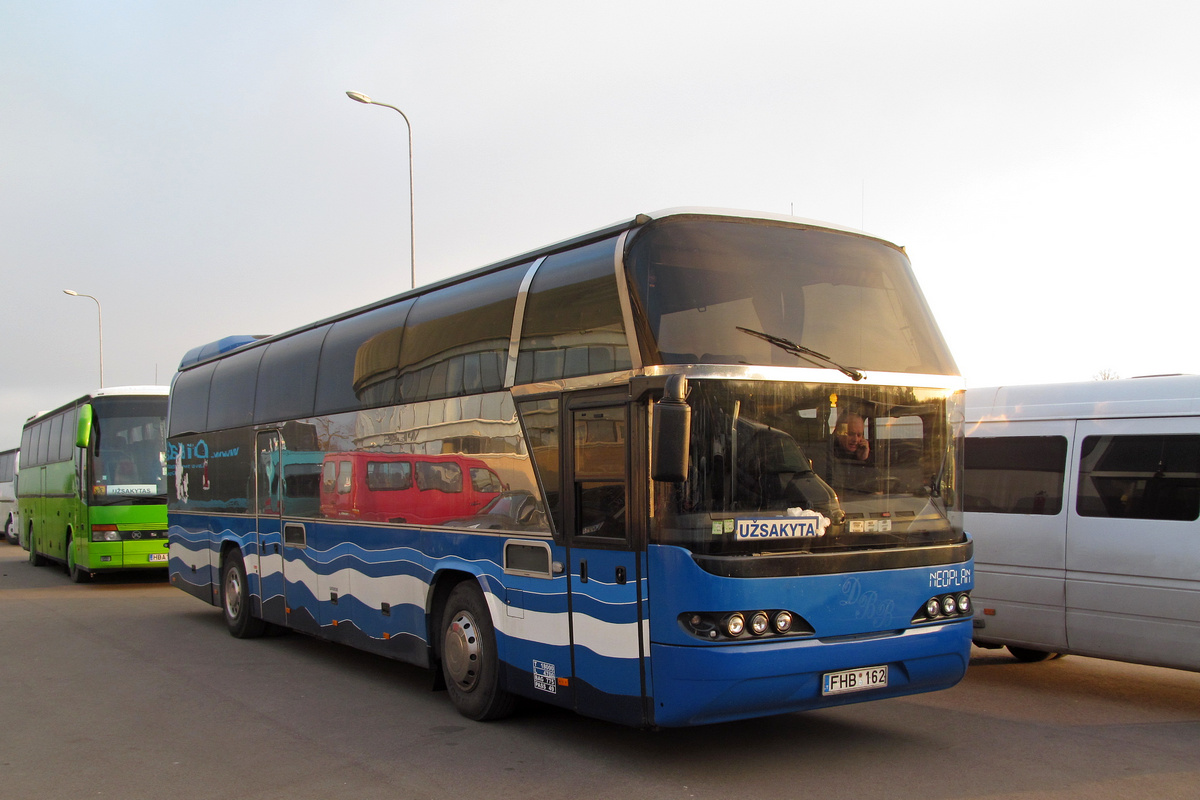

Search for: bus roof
xmin=965 ymin=375 xmax=1200 ymax=423
xmin=175 ymin=208 xmax=902 ymax=372
xmin=22 ymin=386 xmax=169 ymax=429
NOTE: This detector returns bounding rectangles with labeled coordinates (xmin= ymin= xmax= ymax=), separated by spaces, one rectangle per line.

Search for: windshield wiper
xmin=736 ymin=326 xmax=864 ymax=381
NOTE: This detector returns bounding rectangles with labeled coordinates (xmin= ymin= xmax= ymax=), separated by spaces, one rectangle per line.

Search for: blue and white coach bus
xmin=167 ymin=209 xmax=973 ymax=727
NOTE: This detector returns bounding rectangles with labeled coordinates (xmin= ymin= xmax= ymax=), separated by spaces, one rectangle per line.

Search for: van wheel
xmin=439 ymin=582 xmax=515 ymax=721
xmin=68 ymin=539 xmax=91 ymax=583
xmin=1008 ymin=646 xmax=1056 ymax=663
xmin=221 ymin=551 xmax=267 ymax=639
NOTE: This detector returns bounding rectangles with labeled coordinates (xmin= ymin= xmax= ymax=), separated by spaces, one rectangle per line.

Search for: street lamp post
xmin=346 ymin=90 xmax=416 ymax=290
xmin=63 ymin=289 xmax=104 ymax=388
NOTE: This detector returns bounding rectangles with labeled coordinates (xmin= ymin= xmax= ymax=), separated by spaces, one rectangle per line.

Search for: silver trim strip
xmin=505 ymin=256 xmax=547 ymax=388
xmin=613 ymin=229 xmax=643 ymax=371
xmin=637 ymin=364 xmax=965 ymax=391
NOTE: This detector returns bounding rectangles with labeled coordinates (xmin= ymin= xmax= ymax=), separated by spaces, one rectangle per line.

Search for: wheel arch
xmin=426 ymin=568 xmax=481 ymax=663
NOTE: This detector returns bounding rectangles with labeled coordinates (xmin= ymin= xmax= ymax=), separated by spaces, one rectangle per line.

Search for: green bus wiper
xmin=736 ymin=326 xmax=864 ymax=381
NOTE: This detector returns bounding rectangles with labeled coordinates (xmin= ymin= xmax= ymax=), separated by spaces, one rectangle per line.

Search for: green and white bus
xmin=18 ymin=386 xmax=170 ymax=581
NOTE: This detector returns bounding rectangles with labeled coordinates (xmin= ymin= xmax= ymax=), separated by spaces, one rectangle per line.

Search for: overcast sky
xmin=2 ymin=2 xmax=1197 ymax=448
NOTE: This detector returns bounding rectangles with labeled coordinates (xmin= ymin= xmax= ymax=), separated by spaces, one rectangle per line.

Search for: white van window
xmin=964 ymin=436 xmax=1067 ymax=515
xmin=1077 ymin=434 xmax=1200 ymax=521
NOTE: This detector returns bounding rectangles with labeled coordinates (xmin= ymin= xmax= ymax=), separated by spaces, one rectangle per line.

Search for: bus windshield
xmin=90 ymin=396 xmax=168 ymax=505
xmin=652 ymin=379 xmax=962 ymax=556
xmin=626 ymin=216 xmax=958 ymax=376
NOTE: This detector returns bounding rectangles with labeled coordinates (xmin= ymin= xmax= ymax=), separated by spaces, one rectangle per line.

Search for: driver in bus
xmin=834 ymin=411 xmax=870 ymax=462
xmin=830 ymin=410 xmax=880 ymax=494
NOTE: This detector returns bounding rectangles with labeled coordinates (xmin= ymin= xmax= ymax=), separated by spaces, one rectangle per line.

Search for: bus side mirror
xmin=651 ymin=375 xmax=691 ymax=483
xmin=76 ymin=404 xmax=94 ymax=449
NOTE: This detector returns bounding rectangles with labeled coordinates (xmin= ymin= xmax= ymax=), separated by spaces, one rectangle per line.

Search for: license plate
xmin=822 ymin=665 xmax=888 ymax=695
xmin=148 ymin=553 xmax=168 ymax=562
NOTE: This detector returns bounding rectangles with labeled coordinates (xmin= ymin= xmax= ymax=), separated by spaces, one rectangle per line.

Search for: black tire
xmin=221 ymin=550 xmax=267 ymax=639
xmin=1008 ymin=646 xmax=1056 ymax=663
xmin=4 ymin=515 xmax=16 ymax=545
xmin=67 ymin=538 xmax=91 ymax=583
xmin=439 ymin=581 xmax=516 ymax=721
xmin=28 ymin=528 xmax=46 ymax=567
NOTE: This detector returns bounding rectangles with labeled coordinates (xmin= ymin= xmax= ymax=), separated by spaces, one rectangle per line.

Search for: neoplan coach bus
xmin=168 ymin=208 xmax=973 ymax=727
xmin=965 ymin=376 xmax=1200 ymax=669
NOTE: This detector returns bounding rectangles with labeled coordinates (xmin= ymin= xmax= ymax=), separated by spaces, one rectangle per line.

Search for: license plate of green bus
xmin=822 ymin=665 xmax=888 ymax=695
xmin=148 ymin=553 xmax=168 ymax=562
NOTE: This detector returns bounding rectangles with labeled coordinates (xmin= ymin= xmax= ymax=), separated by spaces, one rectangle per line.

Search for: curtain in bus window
xmin=1076 ymin=434 xmax=1200 ymax=521
xmin=963 ymin=436 xmax=1068 ymax=515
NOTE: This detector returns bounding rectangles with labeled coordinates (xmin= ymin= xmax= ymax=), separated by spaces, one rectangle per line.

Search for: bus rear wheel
xmin=28 ymin=529 xmax=46 ymax=567
xmin=439 ymin=582 xmax=515 ymax=721
xmin=221 ymin=551 xmax=266 ymax=639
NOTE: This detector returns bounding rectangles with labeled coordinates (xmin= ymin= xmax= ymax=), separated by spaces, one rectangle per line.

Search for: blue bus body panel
xmin=645 ymin=544 xmax=973 ymax=727
xmin=169 ymin=514 xmax=632 ymax=714
xmin=169 ymin=516 xmax=971 ymax=728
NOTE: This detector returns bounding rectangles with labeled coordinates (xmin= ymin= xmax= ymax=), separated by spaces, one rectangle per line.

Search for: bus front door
xmin=254 ymin=432 xmax=288 ymax=628
xmin=565 ymin=398 xmax=646 ymax=726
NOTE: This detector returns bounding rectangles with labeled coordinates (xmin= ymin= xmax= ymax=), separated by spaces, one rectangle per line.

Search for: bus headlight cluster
xmin=916 ymin=592 xmax=972 ymax=622
xmin=681 ymin=609 xmax=811 ymax=641
xmin=92 ymin=525 xmax=121 ymax=542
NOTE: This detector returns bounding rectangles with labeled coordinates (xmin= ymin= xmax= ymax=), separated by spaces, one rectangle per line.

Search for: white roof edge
xmin=640 ymin=207 xmax=881 ymax=241
xmin=965 ymin=375 xmax=1200 ymax=422
xmin=92 ymin=385 xmax=170 ymax=397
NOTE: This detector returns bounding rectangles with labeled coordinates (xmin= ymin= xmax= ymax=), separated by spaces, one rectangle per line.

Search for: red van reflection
xmin=319 ymin=453 xmax=506 ymax=526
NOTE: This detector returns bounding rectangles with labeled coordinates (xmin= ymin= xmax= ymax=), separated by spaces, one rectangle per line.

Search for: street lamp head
xmin=63 ymin=289 xmax=79 ymax=296
xmin=346 ymin=91 xmax=373 ymax=105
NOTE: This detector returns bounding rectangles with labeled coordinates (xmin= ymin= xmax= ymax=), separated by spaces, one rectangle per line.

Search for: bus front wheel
xmin=67 ymin=539 xmax=91 ymax=583
xmin=221 ymin=551 xmax=266 ymax=639
xmin=439 ymin=582 xmax=516 ymax=721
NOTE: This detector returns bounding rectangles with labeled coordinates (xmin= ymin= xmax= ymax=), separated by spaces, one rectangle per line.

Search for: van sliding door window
xmin=1076 ymin=434 xmax=1200 ymax=521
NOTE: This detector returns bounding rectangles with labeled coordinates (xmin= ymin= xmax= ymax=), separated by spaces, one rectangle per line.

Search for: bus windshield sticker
xmin=98 ymin=484 xmax=160 ymax=497
xmin=735 ymin=512 xmax=830 ymax=541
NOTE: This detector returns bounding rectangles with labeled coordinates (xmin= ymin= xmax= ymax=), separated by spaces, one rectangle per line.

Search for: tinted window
xmin=517 ymin=238 xmax=629 ymax=384
xmin=255 ymin=326 xmax=329 ymax=424
xmin=20 ymin=427 xmax=33 ymax=467
xmin=470 ymin=467 xmax=503 ymax=493
xmin=208 ymin=346 xmax=263 ymax=431
xmin=415 ymin=461 xmax=462 ymax=493
xmin=625 ymin=217 xmax=958 ymax=375
xmin=573 ymin=406 xmax=626 ymax=540
xmin=57 ymin=406 xmax=78 ymax=462
xmin=46 ymin=415 xmax=64 ymax=465
xmin=964 ymin=436 xmax=1068 ymax=515
xmin=318 ymin=299 xmax=415 ymax=414
xmin=399 ymin=266 xmax=523 ymax=403
xmin=1077 ymin=434 xmax=1200 ymax=521
xmin=519 ymin=398 xmax=562 ymax=535
xmin=0 ymin=450 xmax=16 ymax=482
xmin=36 ymin=421 xmax=52 ymax=465
xmin=169 ymin=362 xmax=216 ymax=436
xmin=367 ymin=460 xmax=413 ymax=491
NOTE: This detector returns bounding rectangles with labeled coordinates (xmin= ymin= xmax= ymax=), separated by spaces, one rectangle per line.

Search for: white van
xmin=964 ymin=376 xmax=1200 ymax=669
xmin=0 ymin=448 xmax=18 ymax=545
